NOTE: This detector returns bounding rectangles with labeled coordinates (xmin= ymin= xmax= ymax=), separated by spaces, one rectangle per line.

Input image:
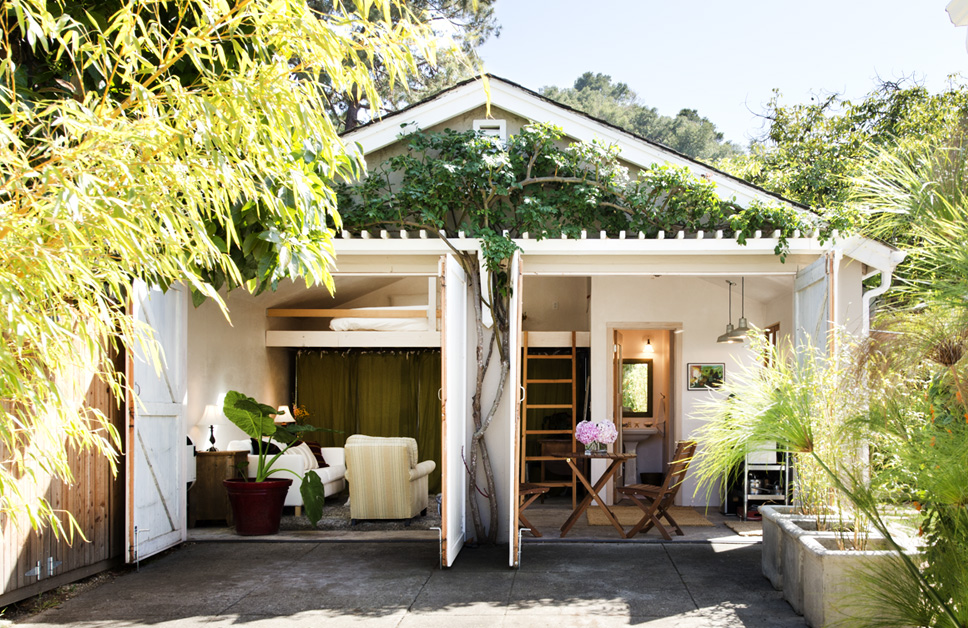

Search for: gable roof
xmin=342 ymin=75 xmax=803 ymax=211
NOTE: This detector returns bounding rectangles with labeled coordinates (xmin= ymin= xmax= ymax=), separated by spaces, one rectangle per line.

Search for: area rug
xmin=586 ymin=505 xmax=713 ymax=527
xmin=279 ymin=496 xmax=441 ymax=532
xmin=724 ymin=520 xmax=762 ymax=536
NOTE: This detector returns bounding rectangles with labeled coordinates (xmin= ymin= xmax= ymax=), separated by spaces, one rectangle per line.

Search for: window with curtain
xmin=295 ymin=349 xmax=442 ymax=493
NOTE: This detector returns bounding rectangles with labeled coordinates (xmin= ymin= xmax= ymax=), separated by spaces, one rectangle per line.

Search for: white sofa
xmin=227 ymin=440 xmax=346 ymax=514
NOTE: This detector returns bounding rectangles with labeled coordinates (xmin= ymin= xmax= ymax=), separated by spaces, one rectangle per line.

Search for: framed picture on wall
xmin=687 ymin=363 xmax=725 ymax=390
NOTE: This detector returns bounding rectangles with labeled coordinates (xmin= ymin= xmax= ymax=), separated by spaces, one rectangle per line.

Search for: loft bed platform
xmin=265 ymin=278 xmax=441 ymax=348
xmin=263 ymin=278 xmax=591 ymax=350
xmin=265 ymin=306 xmax=441 ymax=348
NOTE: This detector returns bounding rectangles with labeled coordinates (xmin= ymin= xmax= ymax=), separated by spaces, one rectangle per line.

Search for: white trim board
xmin=265 ymin=331 xmax=440 ymax=348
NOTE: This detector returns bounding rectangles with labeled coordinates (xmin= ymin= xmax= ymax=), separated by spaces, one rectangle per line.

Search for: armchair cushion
xmin=410 ymin=460 xmax=436 ymax=482
xmin=344 ymin=434 xmax=436 ymax=520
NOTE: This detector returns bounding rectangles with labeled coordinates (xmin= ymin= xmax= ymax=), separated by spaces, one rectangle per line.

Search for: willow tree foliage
xmin=0 ymin=0 xmax=439 ymax=538
xmin=337 ymin=123 xmax=846 ymax=543
xmin=317 ymin=0 xmax=498 ymax=132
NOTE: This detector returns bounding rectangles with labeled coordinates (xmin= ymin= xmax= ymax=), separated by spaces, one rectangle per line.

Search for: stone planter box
xmin=800 ymin=536 xmax=909 ymax=628
xmin=779 ymin=516 xmax=840 ymax=613
xmin=760 ymin=504 xmax=798 ymax=590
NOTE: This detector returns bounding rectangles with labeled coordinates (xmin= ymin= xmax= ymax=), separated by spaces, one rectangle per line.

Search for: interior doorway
xmin=612 ymin=328 xmax=676 ymax=497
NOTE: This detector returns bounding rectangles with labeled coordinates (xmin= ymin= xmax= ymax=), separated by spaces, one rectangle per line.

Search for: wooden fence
xmin=1 ymin=356 xmax=125 ymax=607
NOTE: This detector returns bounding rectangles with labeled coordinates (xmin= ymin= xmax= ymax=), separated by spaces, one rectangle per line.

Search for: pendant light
xmin=717 ymin=280 xmax=742 ymax=344
xmin=729 ymin=277 xmax=750 ymax=340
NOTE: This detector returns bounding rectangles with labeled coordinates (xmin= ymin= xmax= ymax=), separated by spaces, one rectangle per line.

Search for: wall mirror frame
xmin=621 ymin=358 xmax=654 ymax=418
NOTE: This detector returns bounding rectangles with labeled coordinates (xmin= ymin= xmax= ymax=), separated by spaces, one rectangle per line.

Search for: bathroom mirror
xmin=621 ymin=358 xmax=653 ymax=418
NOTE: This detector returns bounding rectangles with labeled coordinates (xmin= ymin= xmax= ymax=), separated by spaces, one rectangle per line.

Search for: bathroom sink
xmin=622 ymin=426 xmax=662 ymax=442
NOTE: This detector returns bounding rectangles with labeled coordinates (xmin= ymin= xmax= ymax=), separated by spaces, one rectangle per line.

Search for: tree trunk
xmin=459 ymin=252 xmax=504 ymax=545
xmin=343 ymin=98 xmax=362 ymax=133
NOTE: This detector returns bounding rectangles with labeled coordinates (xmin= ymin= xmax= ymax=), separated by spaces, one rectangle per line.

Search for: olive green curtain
xmin=295 ymin=349 xmax=441 ymax=493
xmin=294 ymin=350 xmax=355 ymax=448
xmin=355 ymin=352 xmax=415 ymax=438
xmin=413 ymin=351 xmax=442 ymax=494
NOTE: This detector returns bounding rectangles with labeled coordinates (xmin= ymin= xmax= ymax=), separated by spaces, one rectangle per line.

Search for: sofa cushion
xmin=289 ymin=442 xmax=318 ymax=471
xmin=312 ymin=463 xmax=346 ymax=484
xmin=227 ymin=440 xmax=252 ymax=453
xmin=251 ymin=438 xmax=282 ymax=455
xmin=303 ymin=441 xmax=329 ymax=468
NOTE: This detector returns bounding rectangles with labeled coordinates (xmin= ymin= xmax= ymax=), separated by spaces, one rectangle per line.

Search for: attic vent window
xmin=473 ymin=119 xmax=507 ymax=141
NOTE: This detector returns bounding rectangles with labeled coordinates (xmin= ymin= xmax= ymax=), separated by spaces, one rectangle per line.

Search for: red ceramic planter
xmin=223 ymin=478 xmax=293 ymax=536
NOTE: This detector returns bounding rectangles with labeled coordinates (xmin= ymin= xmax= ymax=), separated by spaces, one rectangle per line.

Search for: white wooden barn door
xmin=794 ymin=254 xmax=833 ymax=357
xmin=506 ymin=253 xmax=523 ymax=567
xmin=440 ymin=254 xmax=469 ymax=567
xmin=125 ymin=282 xmax=187 ymax=563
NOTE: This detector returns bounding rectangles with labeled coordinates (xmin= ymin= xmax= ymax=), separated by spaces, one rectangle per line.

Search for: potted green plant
xmin=221 ymin=390 xmax=325 ymax=535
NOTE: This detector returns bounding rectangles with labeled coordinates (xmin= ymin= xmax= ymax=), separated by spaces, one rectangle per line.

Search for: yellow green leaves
xmin=1 ymin=0 xmax=438 ymax=535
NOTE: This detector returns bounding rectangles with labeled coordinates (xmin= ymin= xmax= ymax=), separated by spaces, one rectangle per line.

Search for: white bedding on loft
xmin=329 ymin=306 xmax=430 ymax=332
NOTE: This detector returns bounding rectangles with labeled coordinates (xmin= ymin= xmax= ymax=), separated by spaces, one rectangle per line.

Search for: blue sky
xmin=477 ymin=1 xmax=968 ymax=147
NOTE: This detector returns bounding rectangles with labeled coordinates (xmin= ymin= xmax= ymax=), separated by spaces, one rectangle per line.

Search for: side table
xmin=188 ymin=450 xmax=247 ymax=527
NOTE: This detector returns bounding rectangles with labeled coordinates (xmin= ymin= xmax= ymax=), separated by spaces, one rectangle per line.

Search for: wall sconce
xmin=643 ymin=338 xmax=654 ymax=354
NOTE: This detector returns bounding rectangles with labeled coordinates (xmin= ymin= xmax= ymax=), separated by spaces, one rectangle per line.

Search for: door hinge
xmin=24 ymin=557 xmax=62 ymax=580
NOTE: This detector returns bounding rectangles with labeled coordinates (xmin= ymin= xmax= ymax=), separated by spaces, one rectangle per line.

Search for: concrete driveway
xmin=19 ymin=540 xmax=806 ymax=627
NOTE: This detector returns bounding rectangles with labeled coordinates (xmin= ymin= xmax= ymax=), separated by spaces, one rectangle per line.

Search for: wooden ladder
xmin=519 ymin=331 xmax=579 ymax=509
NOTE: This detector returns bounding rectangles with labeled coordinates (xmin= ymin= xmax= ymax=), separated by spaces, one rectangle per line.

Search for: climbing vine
xmin=338 ymin=123 xmax=853 ymax=260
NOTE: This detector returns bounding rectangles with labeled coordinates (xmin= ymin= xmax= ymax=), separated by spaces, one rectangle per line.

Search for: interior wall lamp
xmin=717 ymin=280 xmax=742 ymax=344
xmin=643 ymin=338 xmax=654 ymax=354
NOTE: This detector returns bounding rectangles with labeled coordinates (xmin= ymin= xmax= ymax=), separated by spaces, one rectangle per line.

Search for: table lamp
xmin=275 ymin=405 xmax=295 ymax=425
xmin=201 ymin=405 xmax=226 ymax=451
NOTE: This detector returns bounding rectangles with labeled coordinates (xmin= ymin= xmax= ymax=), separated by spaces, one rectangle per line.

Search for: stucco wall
xmin=187 ymin=290 xmax=292 ymax=449
xmin=590 ymin=276 xmax=771 ymax=506
xmin=762 ymin=277 xmax=795 ymax=348
xmin=522 ymin=276 xmax=590 ymax=331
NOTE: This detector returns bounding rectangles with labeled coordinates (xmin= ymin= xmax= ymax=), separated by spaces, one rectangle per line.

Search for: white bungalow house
xmin=125 ymin=76 xmax=903 ymax=570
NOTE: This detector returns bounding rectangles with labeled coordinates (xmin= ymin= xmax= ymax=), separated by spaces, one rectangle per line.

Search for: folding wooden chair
xmin=618 ymin=440 xmax=697 ymax=540
xmin=519 ymin=483 xmax=550 ymax=537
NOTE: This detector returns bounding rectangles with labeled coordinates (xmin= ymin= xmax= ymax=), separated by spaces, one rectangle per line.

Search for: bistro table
xmin=551 ymin=450 xmax=636 ymax=538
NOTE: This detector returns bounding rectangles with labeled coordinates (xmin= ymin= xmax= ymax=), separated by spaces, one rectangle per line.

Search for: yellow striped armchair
xmin=344 ymin=435 xmax=436 ymax=521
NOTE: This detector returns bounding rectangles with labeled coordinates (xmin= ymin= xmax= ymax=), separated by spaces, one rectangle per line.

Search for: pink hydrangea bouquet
xmin=596 ymin=420 xmax=618 ymax=445
xmin=575 ymin=419 xmax=618 ymax=453
xmin=575 ymin=420 xmax=599 ymax=446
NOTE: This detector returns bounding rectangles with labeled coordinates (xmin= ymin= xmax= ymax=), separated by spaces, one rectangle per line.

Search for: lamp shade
xmin=717 ymin=324 xmax=741 ymax=344
xmin=275 ymin=405 xmax=295 ymax=424
xmin=729 ymin=316 xmax=750 ymax=340
xmin=200 ymin=404 xmax=226 ymax=425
